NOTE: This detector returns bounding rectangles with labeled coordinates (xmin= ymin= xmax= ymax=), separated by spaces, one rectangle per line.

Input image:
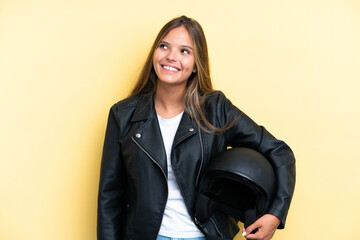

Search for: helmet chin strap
xmin=195 ymin=191 xmax=260 ymax=232
xmin=244 ymin=208 xmax=258 ymax=233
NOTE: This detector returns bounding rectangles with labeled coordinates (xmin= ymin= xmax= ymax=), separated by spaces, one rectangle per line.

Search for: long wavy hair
xmin=130 ymin=15 xmax=232 ymax=133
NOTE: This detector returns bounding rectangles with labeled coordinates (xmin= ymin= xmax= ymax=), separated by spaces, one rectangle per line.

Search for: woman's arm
xmin=97 ymin=106 xmax=127 ymax=240
xmin=216 ymin=92 xmax=296 ymax=229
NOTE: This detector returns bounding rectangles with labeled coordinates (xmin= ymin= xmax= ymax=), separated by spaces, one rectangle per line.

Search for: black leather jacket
xmin=97 ymin=91 xmax=296 ymax=240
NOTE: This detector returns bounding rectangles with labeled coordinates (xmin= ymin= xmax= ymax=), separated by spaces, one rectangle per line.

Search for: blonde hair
xmin=130 ymin=15 xmax=233 ymax=133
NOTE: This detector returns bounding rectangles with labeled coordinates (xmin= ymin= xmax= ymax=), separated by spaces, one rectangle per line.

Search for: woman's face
xmin=153 ymin=26 xmax=196 ymax=88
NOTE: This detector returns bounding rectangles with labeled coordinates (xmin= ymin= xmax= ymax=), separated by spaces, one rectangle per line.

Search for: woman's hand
xmin=243 ymin=214 xmax=281 ymax=240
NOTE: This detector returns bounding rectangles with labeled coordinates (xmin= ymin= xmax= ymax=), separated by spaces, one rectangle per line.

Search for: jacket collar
xmin=131 ymin=92 xmax=198 ymax=146
xmin=131 ymin=92 xmax=154 ymax=122
xmin=130 ymin=92 xmax=199 ymax=177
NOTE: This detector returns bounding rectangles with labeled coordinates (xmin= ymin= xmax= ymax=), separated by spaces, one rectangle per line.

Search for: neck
xmin=155 ymin=82 xmax=186 ymax=119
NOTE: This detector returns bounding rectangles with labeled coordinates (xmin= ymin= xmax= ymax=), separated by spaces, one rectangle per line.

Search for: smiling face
xmin=153 ymin=26 xmax=197 ymax=89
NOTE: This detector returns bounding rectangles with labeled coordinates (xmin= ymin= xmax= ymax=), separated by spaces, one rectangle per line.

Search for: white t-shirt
xmin=157 ymin=112 xmax=204 ymax=238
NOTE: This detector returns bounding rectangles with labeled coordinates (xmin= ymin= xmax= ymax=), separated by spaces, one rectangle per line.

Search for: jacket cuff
xmin=267 ymin=207 xmax=287 ymax=229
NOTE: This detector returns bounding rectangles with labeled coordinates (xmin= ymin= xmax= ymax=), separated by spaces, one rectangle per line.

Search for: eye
xmin=181 ymin=49 xmax=190 ymax=54
xmin=159 ymin=43 xmax=168 ymax=49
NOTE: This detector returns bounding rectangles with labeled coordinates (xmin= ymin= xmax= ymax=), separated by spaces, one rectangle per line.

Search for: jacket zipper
xmin=194 ymin=127 xmax=223 ymax=238
xmin=195 ymin=126 xmax=204 ymax=187
xmin=131 ymin=136 xmax=168 ymax=239
xmin=210 ymin=217 xmax=223 ymax=238
xmin=131 ymin=136 xmax=167 ymax=180
xmin=194 ymin=216 xmax=223 ymax=238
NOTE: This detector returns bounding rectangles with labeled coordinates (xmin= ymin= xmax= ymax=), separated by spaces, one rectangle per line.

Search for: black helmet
xmin=195 ymin=147 xmax=276 ymax=228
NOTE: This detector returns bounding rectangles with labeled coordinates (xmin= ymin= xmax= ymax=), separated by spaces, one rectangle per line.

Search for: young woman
xmin=97 ymin=16 xmax=295 ymax=240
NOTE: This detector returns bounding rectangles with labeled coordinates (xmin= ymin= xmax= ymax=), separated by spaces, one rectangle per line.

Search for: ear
xmin=193 ymin=65 xmax=197 ymax=73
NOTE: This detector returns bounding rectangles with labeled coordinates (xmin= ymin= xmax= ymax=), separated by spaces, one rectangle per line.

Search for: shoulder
xmin=112 ymin=94 xmax=140 ymax=112
xmin=108 ymin=94 xmax=141 ymax=127
xmin=109 ymin=92 xmax=153 ymax=124
xmin=203 ymin=90 xmax=243 ymax=124
xmin=203 ymin=90 xmax=231 ymax=108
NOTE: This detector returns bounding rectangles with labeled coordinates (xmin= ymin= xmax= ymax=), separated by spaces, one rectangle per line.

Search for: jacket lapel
xmin=173 ymin=113 xmax=198 ymax=148
xmin=131 ymin=93 xmax=168 ymax=176
xmin=131 ymin=93 xmax=199 ymax=178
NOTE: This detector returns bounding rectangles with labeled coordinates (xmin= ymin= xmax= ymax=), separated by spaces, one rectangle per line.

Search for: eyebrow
xmin=160 ymin=40 xmax=193 ymax=50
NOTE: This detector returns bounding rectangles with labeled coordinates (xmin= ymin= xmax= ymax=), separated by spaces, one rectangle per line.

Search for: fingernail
xmin=242 ymin=231 xmax=247 ymax=237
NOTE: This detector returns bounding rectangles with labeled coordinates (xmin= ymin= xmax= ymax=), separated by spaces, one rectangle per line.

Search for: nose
xmin=166 ymin=49 xmax=178 ymax=62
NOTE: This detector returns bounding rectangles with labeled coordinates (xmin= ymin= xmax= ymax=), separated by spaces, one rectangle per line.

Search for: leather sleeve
xmin=97 ymin=105 xmax=127 ymax=240
xmin=216 ymin=92 xmax=296 ymax=229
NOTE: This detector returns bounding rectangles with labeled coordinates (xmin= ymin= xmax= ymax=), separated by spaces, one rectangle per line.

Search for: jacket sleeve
xmin=97 ymin=105 xmax=127 ymax=239
xmin=217 ymin=92 xmax=296 ymax=229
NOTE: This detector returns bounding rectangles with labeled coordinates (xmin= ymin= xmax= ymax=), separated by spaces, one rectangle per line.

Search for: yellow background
xmin=1 ymin=0 xmax=360 ymax=239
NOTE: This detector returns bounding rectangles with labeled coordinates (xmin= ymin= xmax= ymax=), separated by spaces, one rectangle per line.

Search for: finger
xmin=244 ymin=231 xmax=261 ymax=240
xmin=245 ymin=221 xmax=260 ymax=236
xmin=242 ymin=227 xmax=247 ymax=237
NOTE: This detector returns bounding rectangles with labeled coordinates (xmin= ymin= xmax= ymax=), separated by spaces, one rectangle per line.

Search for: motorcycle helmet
xmin=195 ymin=147 xmax=276 ymax=228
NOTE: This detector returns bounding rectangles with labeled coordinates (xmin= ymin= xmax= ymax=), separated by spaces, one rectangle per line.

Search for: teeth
xmin=163 ymin=65 xmax=179 ymax=71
